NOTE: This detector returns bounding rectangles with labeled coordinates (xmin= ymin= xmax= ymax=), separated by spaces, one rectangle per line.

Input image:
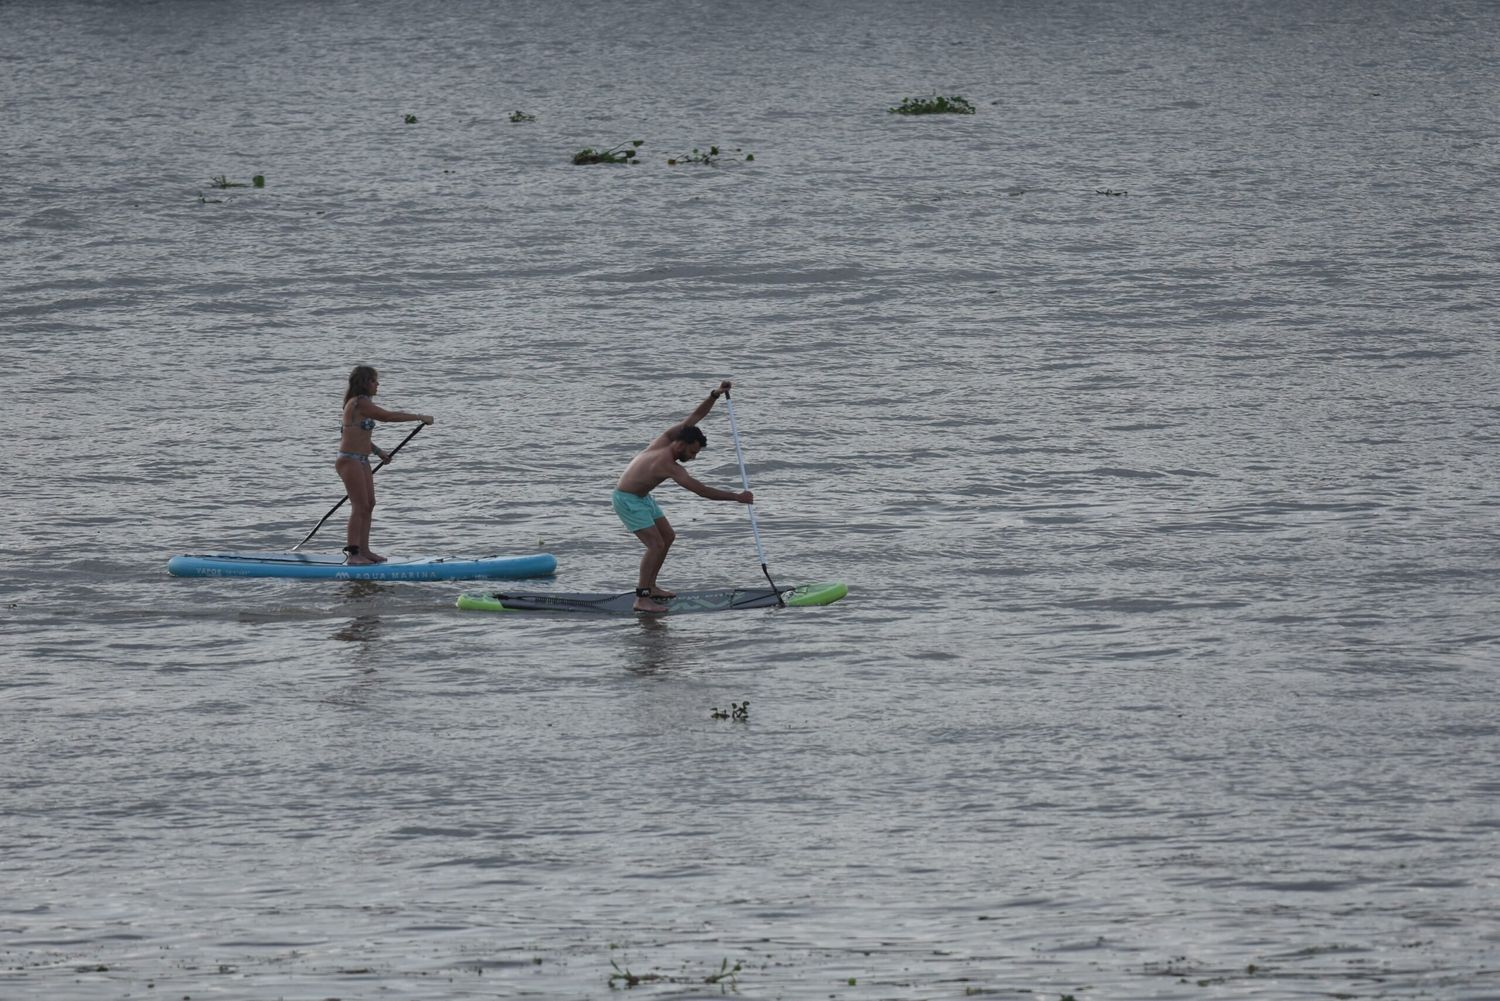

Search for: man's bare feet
xmin=649 ymin=587 xmax=675 ymax=599
xmin=367 ymin=550 xmax=388 ymax=563
xmin=346 ymin=553 xmax=377 ymax=565
xmin=634 ymin=588 xmax=668 ymax=613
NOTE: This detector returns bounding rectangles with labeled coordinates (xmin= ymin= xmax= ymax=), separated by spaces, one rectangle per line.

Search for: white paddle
xmin=722 ymin=388 xmax=782 ymax=603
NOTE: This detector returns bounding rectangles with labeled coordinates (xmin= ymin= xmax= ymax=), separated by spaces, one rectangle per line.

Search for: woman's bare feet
xmin=344 ymin=545 xmax=377 ymax=565
xmin=649 ymin=587 xmax=675 ymax=599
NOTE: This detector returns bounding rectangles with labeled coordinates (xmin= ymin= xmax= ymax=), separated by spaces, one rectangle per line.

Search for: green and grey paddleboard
xmin=456 ymin=582 xmax=848 ymax=615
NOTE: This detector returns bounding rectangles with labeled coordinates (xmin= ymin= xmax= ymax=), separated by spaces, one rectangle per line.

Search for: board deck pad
xmin=456 ymin=581 xmax=848 ymax=614
xmin=167 ymin=551 xmax=557 ymax=581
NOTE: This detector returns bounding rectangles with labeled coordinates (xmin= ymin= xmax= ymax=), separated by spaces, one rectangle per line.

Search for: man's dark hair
xmin=672 ymin=426 xmax=708 ymax=447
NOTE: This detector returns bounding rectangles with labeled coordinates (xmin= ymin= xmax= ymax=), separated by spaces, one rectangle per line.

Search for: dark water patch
xmin=388 ymin=826 xmax=484 ymax=839
xmin=21 ymin=208 xmax=86 ymax=230
xmin=1063 ymin=597 xmax=1237 ymax=614
xmin=1146 ymin=518 xmax=1286 ymax=534
xmin=1080 ymin=466 xmax=1168 ymax=479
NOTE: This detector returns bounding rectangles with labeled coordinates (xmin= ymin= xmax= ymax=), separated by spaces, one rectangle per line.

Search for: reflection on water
xmin=340 ymin=581 xmax=391 ymax=601
xmin=335 ymin=583 xmax=390 ymax=644
xmin=626 ymin=615 xmax=677 ymax=675
xmin=334 ymin=613 xmax=384 ymax=644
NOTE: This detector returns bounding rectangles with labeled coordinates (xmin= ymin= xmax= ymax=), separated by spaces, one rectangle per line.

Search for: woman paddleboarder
xmin=336 ymin=365 xmax=433 ymax=564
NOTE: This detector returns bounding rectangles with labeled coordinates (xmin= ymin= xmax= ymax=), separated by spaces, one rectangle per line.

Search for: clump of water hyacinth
xmin=509 ymin=110 xmax=536 ymax=123
xmin=667 ymin=145 xmax=754 ymax=166
xmin=572 ymin=140 xmax=643 ymax=164
xmin=710 ymin=701 xmax=749 ymax=721
xmin=404 ymin=113 xmax=418 ymax=124
xmin=889 ymin=94 xmax=976 ymax=115
xmin=608 ymin=957 xmax=741 ymax=988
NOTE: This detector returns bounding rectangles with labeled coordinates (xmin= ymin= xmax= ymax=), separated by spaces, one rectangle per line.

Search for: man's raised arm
xmin=659 ymin=380 xmax=732 ymax=441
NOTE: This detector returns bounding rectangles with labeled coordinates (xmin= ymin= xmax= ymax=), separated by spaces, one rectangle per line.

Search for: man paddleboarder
xmin=614 ymin=380 xmax=753 ymax=613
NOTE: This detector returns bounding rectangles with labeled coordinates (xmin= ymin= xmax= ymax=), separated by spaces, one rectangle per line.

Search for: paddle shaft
xmin=292 ymin=422 xmax=426 ymax=551
xmin=722 ymin=391 xmax=781 ymax=601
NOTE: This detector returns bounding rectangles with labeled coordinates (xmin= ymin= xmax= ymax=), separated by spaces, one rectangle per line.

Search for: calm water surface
xmin=3 ymin=0 xmax=1499 ymax=998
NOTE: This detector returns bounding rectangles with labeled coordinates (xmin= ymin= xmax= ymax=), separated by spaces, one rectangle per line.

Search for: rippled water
xmin=4 ymin=0 xmax=1499 ymax=998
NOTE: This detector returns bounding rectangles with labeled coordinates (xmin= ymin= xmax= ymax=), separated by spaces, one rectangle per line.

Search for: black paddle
xmin=292 ymin=422 xmax=426 ymax=551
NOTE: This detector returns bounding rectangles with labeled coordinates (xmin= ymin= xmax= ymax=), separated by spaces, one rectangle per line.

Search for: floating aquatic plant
xmin=710 ymin=701 xmax=749 ymax=721
xmin=510 ymin=110 xmax=537 ymax=123
xmin=404 ymin=113 xmax=418 ymax=124
xmin=204 ymin=174 xmax=264 ymax=197
xmin=1096 ymin=187 xmax=1127 ymax=196
xmin=667 ymin=145 xmax=754 ymax=166
xmin=608 ymin=960 xmax=658 ymax=987
xmin=607 ymin=958 xmax=741 ymax=989
xmin=705 ymin=959 xmax=742 ymax=986
xmin=572 ymin=140 xmax=643 ymax=165
xmin=889 ymin=94 xmax=977 ymax=115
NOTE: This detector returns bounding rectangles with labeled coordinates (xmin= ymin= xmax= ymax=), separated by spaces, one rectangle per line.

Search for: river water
xmin=3 ymin=0 xmax=1499 ymax=998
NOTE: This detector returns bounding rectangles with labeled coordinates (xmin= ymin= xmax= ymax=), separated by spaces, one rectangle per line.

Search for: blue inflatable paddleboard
xmin=167 ymin=551 xmax=557 ymax=581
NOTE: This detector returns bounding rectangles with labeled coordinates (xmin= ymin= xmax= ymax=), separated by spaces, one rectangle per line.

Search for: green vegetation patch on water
xmin=573 ymin=140 xmax=643 ymax=165
xmin=209 ymin=174 xmax=264 ymax=189
xmin=667 ymin=145 xmax=754 ymax=165
xmin=889 ymin=94 xmax=976 ymax=115
xmin=608 ymin=957 xmax=741 ymax=989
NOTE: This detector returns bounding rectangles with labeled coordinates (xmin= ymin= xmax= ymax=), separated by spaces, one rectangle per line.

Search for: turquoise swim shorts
xmin=612 ymin=488 xmax=664 ymax=532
